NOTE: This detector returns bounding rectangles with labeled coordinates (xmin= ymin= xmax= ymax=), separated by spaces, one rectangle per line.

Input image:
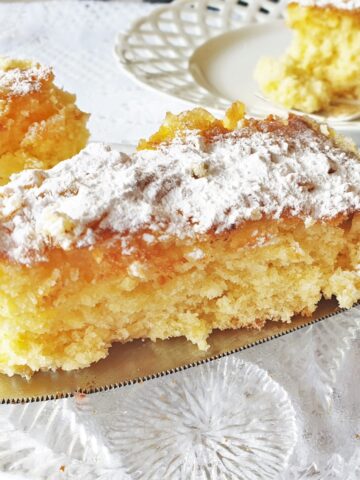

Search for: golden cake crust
xmin=0 ymin=58 xmax=89 ymax=184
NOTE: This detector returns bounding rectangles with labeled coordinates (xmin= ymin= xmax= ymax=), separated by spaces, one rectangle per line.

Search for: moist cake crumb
xmin=0 ymin=103 xmax=359 ymax=377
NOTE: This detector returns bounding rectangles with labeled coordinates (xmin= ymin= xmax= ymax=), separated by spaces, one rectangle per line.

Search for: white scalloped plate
xmin=188 ymin=20 xmax=289 ymax=114
xmin=116 ymin=0 xmax=286 ymax=111
xmin=116 ymin=0 xmax=360 ymax=143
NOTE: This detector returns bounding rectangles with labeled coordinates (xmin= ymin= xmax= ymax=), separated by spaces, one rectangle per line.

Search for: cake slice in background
xmin=255 ymin=0 xmax=360 ymax=114
xmin=0 ymin=58 xmax=89 ymax=185
xmin=0 ymin=102 xmax=358 ymax=377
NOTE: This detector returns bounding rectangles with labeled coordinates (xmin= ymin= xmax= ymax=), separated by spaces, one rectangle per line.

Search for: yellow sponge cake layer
xmin=255 ymin=2 xmax=360 ymax=113
xmin=0 ymin=215 xmax=359 ymax=377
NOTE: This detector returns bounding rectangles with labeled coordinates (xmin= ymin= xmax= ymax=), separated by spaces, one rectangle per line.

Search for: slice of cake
xmin=0 ymin=103 xmax=359 ymax=377
xmin=0 ymin=58 xmax=89 ymax=185
xmin=255 ymin=0 xmax=360 ymax=114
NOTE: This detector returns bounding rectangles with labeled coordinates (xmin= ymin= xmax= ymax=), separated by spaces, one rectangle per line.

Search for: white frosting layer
xmin=293 ymin=0 xmax=360 ymax=10
xmin=0 ymin=120 xmax=359 ymax=264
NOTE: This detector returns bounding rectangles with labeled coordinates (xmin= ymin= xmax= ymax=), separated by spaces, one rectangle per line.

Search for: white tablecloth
xmin=0 ymin=2 xmax=359 ymax=479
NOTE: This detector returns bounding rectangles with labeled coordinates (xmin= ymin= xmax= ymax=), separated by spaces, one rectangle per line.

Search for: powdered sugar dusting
xmin=293 ymin=0 xmax=360 ymax=10
xmin=0 ymin=65 xmax=52 ymax=98
xmin=0 ymin=120 xmax=359 ymax=264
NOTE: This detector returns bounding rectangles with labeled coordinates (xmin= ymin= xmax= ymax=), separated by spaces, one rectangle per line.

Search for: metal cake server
xmin=0 ymin=298 xmax=357 ymax=404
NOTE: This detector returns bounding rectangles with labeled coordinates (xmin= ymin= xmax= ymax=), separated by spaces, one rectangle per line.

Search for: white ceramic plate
xmin=189 ymin=20 xmax=290 ymax=116
xmin=116 ymin=0 xmax=360 ymax=144
xmin=116 ymin=0 xmax=286 ymax=112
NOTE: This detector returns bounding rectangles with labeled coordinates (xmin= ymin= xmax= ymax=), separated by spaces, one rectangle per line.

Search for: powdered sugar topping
xmin=0 ymin=121 xmax=359 ymax=264
xmin=0 ymin=65 xmax=52 ymax=98
xmin=293 ymin=0 xmax=360 ymax=10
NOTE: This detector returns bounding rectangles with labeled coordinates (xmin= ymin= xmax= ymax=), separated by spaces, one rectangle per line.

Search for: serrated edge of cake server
xmin=3 ymin=301 xmax=359 ymax=404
